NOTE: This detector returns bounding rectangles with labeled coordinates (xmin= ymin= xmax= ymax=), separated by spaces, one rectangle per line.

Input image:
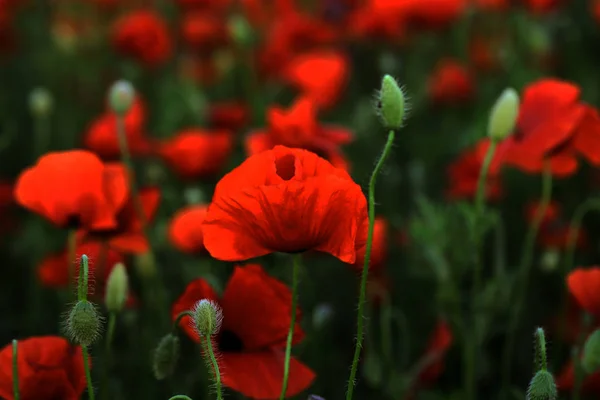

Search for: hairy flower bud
xmin=192 ymin=299 xmax=223 ymax=337
xmin=29 ymin=88 xmax=53 ymax=117
xmin=378 ymin=75 xmax=408 ymax=130
xmin=152 ymin=334 xmax=180 ymax=380
xmin=108 ymin=80 xmax=135 ymax=115
xmin=105 ymin=263 xmax=128 ymax=313
xmin=527 ymin=370 xmax=557 ymax=400
xmin=487 ymin=88 xmax=519 ymax=142
xmin=66 ymin=300 xmax=102 ymax=347
xmin=582 ymin=329 xmax=600 ymax=374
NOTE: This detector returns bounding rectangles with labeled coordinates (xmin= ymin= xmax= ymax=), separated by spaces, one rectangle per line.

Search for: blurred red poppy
xmin=180 ymin=10 xmax=229 ymax=51
xmin=202 ymin=146 xmax=367 ymax=263
xmin=208 ymin=102 xmax=249 ymax=132
xmin=168 ymin=204 xmax=208 ymax=254
xmin=428 ymin=59 xmax=475 ymax=104
xmin=417 ymin=320 xmax=453 ymax=384
xmin=172 ymin=264 xmax=315 ymax=399
xmin=526 ymin=201 xmax=587 ymax=250
xmin=568 ymin=267 xmax=600 ymax=317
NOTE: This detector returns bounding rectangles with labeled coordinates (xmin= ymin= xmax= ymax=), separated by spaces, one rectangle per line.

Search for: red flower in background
xmin=157 ymin=129 xmax=233 ymax=181
xmin=246 ymin=97 xmax=353 ymax=170
xmin=168 ymin=204 xmax=208 ymax=254
xmin=172 ymin=264 xmax=315 ymax=399
xmin=203 ymin=146 xmax=367 ymax=263
xmin=523 ymin=0 xmax=561 ymax=14
xmin=84 ymin=97 xmax=150 ymax=160
xmin=0 ymin=336 xmax=87 ymax=400
xmin=15 ymin=151 xmax=129 ymax=230
xmin=416 ymin=320 xmax=453 ymax=384
xmin=446 ymin=141 xmax=502 ymax=201
xmin=112 ymin=10 xmax=172 ymax=67
xmin=428 ymin=59 xmax=475 ymax=104
xmin=180 ymin=11 xmax=229 ymax=51
xmin=525 ymin=201 xmax=588 ymax=251
xmin=208 ymin=102 xmax=249 ymax=132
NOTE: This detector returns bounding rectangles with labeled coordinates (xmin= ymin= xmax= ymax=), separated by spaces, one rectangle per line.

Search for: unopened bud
xmin=487 ymin=88 xmax=519 ymax=142
xmin=192 ymin=299 xmax=223 ymax=337
xmin=66 ymin=300 xmax=102 ymax=347
xmin=527 ymin=370 xmax=557 ymax=400
xmin=534 ymin=327 xmax=548 ymax=372
xmin=29 ymin=88 xmax=53 ymax=117
xmin=582 ymin=329 xmax=600 ymax=374
xmin=105 ymin=263 xmax=128 ymax=313
xmin=108 ymin=80 xmax=135 ymax=115
xmin=152 ymin=334 xmax=180 ymax=380
xmin=228 ymin=15 xmax=254 ymax=47
xmin=378 ymin=75 xmax=408 ymax=130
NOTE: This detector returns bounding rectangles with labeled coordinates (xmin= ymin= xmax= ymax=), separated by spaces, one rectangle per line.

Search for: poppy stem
xmin=202 ymin=336 xmax=223 ymax=400
xmin=83 ymin=346 xmax=95 ymax=400
xmin=12 ymin=339 xmax=19 ymax=400
xmin=172 ymin=311 xmax=195 ymax=334
xmin=67 ymin=229 xmax=77 ymax=294
xmin=501 ymin=163 xmax=553 ymax=396
xmin=279 ymin=254 xmax=302 ymax=400
xmin=101 ymin=312 xmax=117 ymax=400
xmin=167 ymin=396 xmax=193 ymax=400
xmin=346 ymin=129 xmax=396 ymax=400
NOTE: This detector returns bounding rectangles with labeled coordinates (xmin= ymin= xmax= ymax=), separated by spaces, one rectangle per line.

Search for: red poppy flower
xmin=80 ymin=187 xmax=160 ymax=254
xmin=446 ymin=141 xmax=502 ymax=201
xmin=557 ymin=359 xmax=600 ymax=394
xmin=472 ymin=0 xmax=510 ymax=11
xmin=84 ymin=96 xmax=150 ymax=160
xmin=208 ymin=102 xmax=249 ymax=132
xmin=404 ymin=0 xmax=467 ymax=29
xmin=526 ymin=201 xmax=587 ymax=251
xmin=157 ymin=129 xmax=233 ymax=180
xmin=15 ymin=150 xmax=129 ymax=230
xmin=245 ymin=97 xmax=353 ymax=171
xmin=180 ymin=11 xmax=229 ymax=51
xmin=112 ymin=10 xmax=172 ymax=67
xmin=177 ymin=53 xmax=221 ymax=84
xmin=567 ymin=267 xmax=600 ymax=317
xmin=172 ymin=264 xmax=315 ymax=398
xmin=168 ymin=204 xmax=208 ymax=254
xmin=468 ymin=36 xmax=503 ymax=72
xmin=345 ymin=3 xmax=407 ymax=42
xmin=282 ymin=51 xmax=349 ymax=109
xmin=416 ymin=320 xmax=453 ymax=384
xmin=0 ymin=336 xmax=87 ymax=400
xmin=428 ymin=59 xmax=474 ymax=104
xmin=593 ymin=0 xmax=600 ymax=23
xmin=352 ymin=217 xmax=388 ymax=273
xmin=202 ymin=146 xmax=368 ymax=263
xmin=523 ymin=0 xmax=560 ymax=14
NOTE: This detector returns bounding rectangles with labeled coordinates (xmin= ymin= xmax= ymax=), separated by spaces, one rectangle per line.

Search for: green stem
xmin=202 ymin=336 xmax=223 ymax=400
xmin=78 ymin=255 xmax=89 ymax=302
xmin=101 ymin=312 xmax=117 ymax=400
xmin=33 ymin=113 xmax=50 ymax=158
xmin=279 ymin=254 xmax=302 ymax=400
xmin=501 ymin=163 xmax=553 ymax=396
xmin=573 ymin=313 xmax=592 ymax=400
xmin=82 ymin=346 xmax=95 ymax=400
xmin=67 ymin=229 xmax=77 ymax=294
xmin=168 ymin=396 xmax=193 ymax=400
xmin=346 ymin=129 xmax=396 ymax=400
xmin=12 ymin=340 xmax=19 ymax=400
xmin=172 ymin=311 xmax=194 ymax=334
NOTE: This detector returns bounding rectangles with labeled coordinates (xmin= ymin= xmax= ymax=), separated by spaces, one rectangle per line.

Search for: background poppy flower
xmin=172 ymin=264 xmax=315 ymax=399
xmin=428 ymin=59 xmax=475 ymax=104
xmin=15 ymin=150 xmax=129 ymax=230
xmin=567 ymin=267 xmax=600 ymax=317
xmin=168 ymin=204 xmax=208 ymax=254
xmin=352 ymin=216 xmax=388 ymax=273
xmin=202 ymin=146 xmax=368 ymax=263
xmin=0 ymin=336 xmax=87 ymax=400
xmin=416 ymin=320 xmax=453 ymax=384
xmin=208 ymin=102 xmax=249 ymax=132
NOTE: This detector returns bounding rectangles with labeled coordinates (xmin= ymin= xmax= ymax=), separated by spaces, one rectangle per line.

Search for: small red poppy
xmin=180 ymin=11 xmax=228 ymax=51
xmin=417 ymin=320 xmax=453 ymax=384
xmin=202 ymin=146 xmax=368 ymax=263
xmin=0 ymin=336 xmax=87 ymax=400
xmin=157 ymin=129 xmax=233 ymax=180
xmin=172 ymin=264 xmax=315 ymax=399
xmin=428 ymin=59 xmax=474 ymax=104
xmin=15 ymin=150 xmax=129 ymax=230
xmin=567 ymin=267 xmax=600 ymax=317
xmin=168 ymin=204 xmax=208 ymax=254
xmin=208 ymin=102 xmax=249 ymax=132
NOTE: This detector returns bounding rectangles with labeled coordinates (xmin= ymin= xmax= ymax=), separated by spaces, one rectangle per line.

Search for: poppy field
xmin=3 ymin=0 xmax=600 ymax=399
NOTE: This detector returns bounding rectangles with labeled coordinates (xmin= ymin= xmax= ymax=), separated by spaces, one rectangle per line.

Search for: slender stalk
xmin=172 ymin=311 xmax=194 ymax=334
xmin=168 ymin=396 xmax=192 ymax=400
xmin=12 ymin=340 xmax=19 ymax=400
xmin=101 ymin=312 xmax=117 ymax=400
xmin=202 ymin=336 xmax=223 ymax=400
xmin=279 ymin=254 xmax=302 ymax=400
xmin=501 ymin=163 xmax=553 ymax=395
xmin=33 ymin=113 xmax=50 ymax=158
xmin=346 ymin=130 xmax=396 ymax=400
xmin=573 ymin=313 xmax=592 ymax=400
xmin=83 ymin=346 xmax=95 ymax=400
xmin=67 ymin=229 xmax=77 ymax=293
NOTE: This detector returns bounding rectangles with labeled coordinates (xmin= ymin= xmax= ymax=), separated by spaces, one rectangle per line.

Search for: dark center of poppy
xmin=218 ymin=329 xmax=244 ymax=352
xmin=275 ymin=154 xmax=296 ymax=181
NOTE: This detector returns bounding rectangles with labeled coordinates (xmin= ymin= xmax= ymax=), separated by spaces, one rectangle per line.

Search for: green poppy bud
xmin=152 ymin=334 xmax=180 ymax=380
xmin=108 ymin=80 xmax=135 ymax=115
xmin=29 ymin=88 xmax=53 ymax=117
xmin=378 ymin=75 xmax=408 ymax=130
xmin=527 ymin=370 xmax=557 ymax=400
xmin=582 ymin=329 xmax=600 ymax=374
xmin=65 ymin=300 xmax=102 ymax=347
xmin=487 ymin=88 xmax=519 ymax=142
xmin=104 ymin=263 xmax=128 ymax=313
xmin=193 ymin=299 xmax=223 ymax=337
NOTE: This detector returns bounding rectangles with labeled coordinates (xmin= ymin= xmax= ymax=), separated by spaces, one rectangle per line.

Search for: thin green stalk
xmin=168 ymin=396 xmax=192 ymax=400
xmin=203 ymin=336 xmax=223 ymax=400
xmin=172 ymin=311 xmax=194 ymax=334
xmin=67 ymin=229 xmax=77 ymax=294
xmin=83 ymin=346 xmax=95 ymax=400
xmin=12 ymin=340 xmax=19 ymax=400
xmin=279 ymin=254 xmax=302 ymax=400
xmin=346 ymin=129 xmax=396 ymax=400
xmin=33 ymin=113 xmax=50 ymax=158
xmin=101 ymin=312 xmax=117 ymax=400
xmin=573 ymin=313 xmax=592 ymax=400
xmin=501 ymin=164 xmax=553 ymax=395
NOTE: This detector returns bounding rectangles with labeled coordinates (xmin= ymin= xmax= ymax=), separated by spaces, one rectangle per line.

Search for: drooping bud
xmin=108 ymin=80 xmax=135 ymax=115
xmin=377 ymin=75 xmax=408 ymax=130
xmin=65 ymin=300 xmax=102 ymax=347
xmin=582 ymin=329 xmax=600 ymax=374
xmin=192 ymin=299 xmax=223 ymax=337
xmin=29 ymin=88 xmax=53 ymax=117
xmin=104 ymin=263 xmax=128 ymax=313
xmin=527 ymin=370 xmax=557 ymax=400
xmin=487 ymin=88 xmax=519 ymax=142
xmin=152 ymin=334 xmax=180 ymax=380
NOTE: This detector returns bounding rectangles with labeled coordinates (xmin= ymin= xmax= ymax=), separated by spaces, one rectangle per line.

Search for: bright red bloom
xmin=0 ymin=336 xmax=87 ymax=400
xmin=417 ymin=320 xmax=453 ymax=384
xmin=15 ymin=151 xmax=128 ymax=230
xmin=112 ymin=10 xmax=172 ymax=67
xmin=428 ymin=59 xmax=474 ymax=104
xmin=180 ymin=11 xmax=228 ymax=51
xmin=245 ymin=97 xmax=353 ymax=171
xmin=168 ymin=204 xmax=208 ymax=254
xmin=446 ymin=141 xmax=502 ymax=201
xmin=282 ymin=51 xmax=349 ymax=109
xmin=84 ymin=97 xmax=150 ymax=160
xmin=567 ymin=267 xmax=600 ymax=317
xmin=172 ymin=264 xmax=315 ymax=398
xmin=203 ymin=146 xmax=368 ymax=263
xmin=158 ymin=129 xmax=233 ymax=180
xmin=208 ymin=102 xmax=249 ymax=132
